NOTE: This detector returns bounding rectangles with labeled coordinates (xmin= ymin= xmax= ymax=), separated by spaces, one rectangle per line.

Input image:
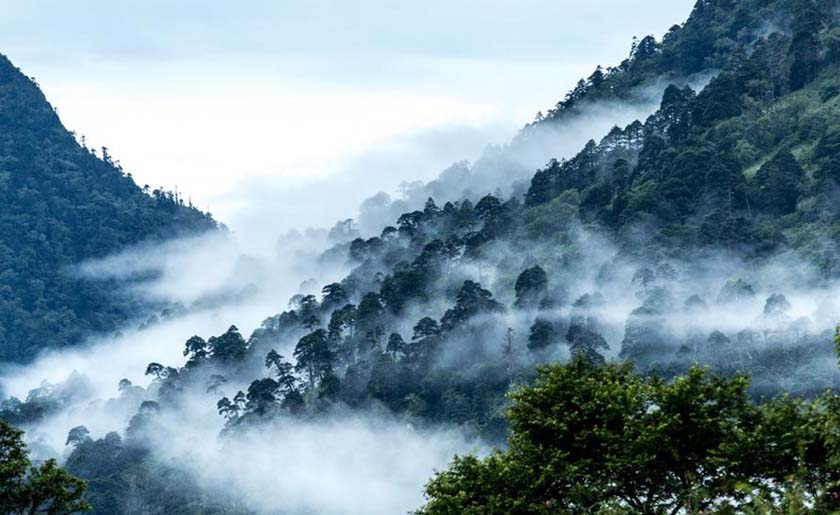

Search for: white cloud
xmin=0 ymin=0 xmax=696 ymax=227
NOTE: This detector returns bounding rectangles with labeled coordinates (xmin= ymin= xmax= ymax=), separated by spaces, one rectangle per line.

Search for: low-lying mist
xmin=7 ymin=72 xmax=835 ymax=515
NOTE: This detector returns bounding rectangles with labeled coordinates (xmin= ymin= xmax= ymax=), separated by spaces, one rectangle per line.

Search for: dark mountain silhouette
xmin=0 ymin=53 xmax=218 ymax=362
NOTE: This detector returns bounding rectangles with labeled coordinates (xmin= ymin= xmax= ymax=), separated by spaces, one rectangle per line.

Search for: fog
xmin=0 ymin=223 xmax=481 ymax=514
xmin=4 ymin=54 xmax=838 ymax=515
xmin=148 ymin=401 xmax=479 ymax=515
xmin=0 ymin=81 xmax=684 ymax=513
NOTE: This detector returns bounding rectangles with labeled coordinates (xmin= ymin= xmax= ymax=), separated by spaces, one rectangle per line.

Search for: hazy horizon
xmin=0 ymin=0 xmax=695 ymax=231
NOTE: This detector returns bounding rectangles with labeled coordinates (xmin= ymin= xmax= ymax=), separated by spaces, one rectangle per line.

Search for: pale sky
xmin=0 ymin=0 xmax=696 ymax=230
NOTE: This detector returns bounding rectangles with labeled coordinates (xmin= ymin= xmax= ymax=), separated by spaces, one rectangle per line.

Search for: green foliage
xmin=0 ymin=54 xmax=217 ymax=363
xmin=752 ymin=149 xmax=805 ymax=214
xmin=0 ymin=419 xmax=90 ymax=515
xmin=19 ymin=2 xmax=840 ymax=514
xmin=417 ymin=358 xmax=840 ymax=515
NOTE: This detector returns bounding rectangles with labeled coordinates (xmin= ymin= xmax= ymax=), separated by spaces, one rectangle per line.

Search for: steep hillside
xmin=0 ymin=54 xmax=218 ymax=363
xmin=368 ymin=0 xmax=809 ymax=231
xmin=7 ymin=1 xmax=840 ymax=514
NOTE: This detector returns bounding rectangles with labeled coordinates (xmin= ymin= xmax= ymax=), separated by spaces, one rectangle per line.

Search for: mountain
xmin=5 ymin=0 xmax=840 ymax=514
xmin=0 ymin=54 xmax=218 ymax=363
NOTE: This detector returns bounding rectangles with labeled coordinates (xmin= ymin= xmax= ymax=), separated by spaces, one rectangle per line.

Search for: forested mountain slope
xmin=0 ymin=54 xmax=218 ymax=362
xmin=5 ymin=0 xmax=840 ymax=514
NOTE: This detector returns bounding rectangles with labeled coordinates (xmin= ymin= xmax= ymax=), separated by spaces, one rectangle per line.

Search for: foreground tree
xmin=417 ymin=355 xmax=840 ymax=515
xmin=0 ymin=419 xmax=91 ymax=515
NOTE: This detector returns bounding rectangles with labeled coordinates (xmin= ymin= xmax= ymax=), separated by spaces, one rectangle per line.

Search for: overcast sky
xmin=0 ymin=0 xmax=695 ymax=229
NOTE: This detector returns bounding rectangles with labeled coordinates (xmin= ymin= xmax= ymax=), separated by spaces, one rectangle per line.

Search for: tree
xmin=182 ymin=335 xmax=208 ymax=367
xmin=217 ymin=397 xmax=240 ymax=421
xmin=208 ymin=325 xmax=248 ymax=363
xmin=717 ymin=278 xmax=756 ymax=304
xmin=294 ymin=329 xmax=333 ymax=388
xmin=327 ymin=218 xmax=359 ymax=242
xmin=417 ymin=358 xmax=770 ymax=515
xmin=246 ymin=378 xmax=280 ymax=416
xmin=266 ymin=350 xmax=299 ymax=396
xmin=407 ymin=317 xmax=441 ymax=366
xmin=355 ymin=292 xmax=384 ymax=335
xmin=414 ymin=317 xmax=441 ymax=340
xmin=527 ymin=319 xmax=555 ymax=350
xmin=752 ymin=150 xmax=804 ymax=215
xmin=502 ymin=328 xmax=515 ymax=359
xmin=789 ymin=0 xmax=822 ymax=91
xmin=0 ymin=420 xmax=91 ymax=515
xmin=514 ymin=266 xmax=548 ymax=308
xmin=328 ymin=303 xmax=357 ymax=340
xmin=144 ymin=362 xmax=166 ymax=380
xmin=205 ymin=374 xmax=228 ymax=395
xmin=424 ymin=197 xmax=440 ymax=216
xmin=301 ymin=314 xmax=321 ymax=331
xmin=567 ymin=326 xmax=609 ymax=364
xmin=65 ymin=426 xmax=91 ymax=448
xmin=321 ymin=282 xmax=348 ymax=308
xmin=631 ymin=267 xmax=656 ymax=294
xmin=441 ymin=281 xmax=504 ymax=332
xmin=117 ymin=379 xmax=134 ymax=396
xmin=294 ymin=295 xmax=321 ymax=328
xmin=691 ymin=72 xmax=742 ymax=127
xmin=386 ymin=333 xmax=406 ymax=360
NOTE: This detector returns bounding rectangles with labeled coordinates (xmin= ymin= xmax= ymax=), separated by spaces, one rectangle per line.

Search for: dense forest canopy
xmin=3 ymin=0 xmax=840 ymax=514
xmin=0 ymin=54 xmax=218 ymax=363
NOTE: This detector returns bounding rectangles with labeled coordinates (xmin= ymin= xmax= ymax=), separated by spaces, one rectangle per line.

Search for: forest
xmin=0 ymin=52 xmax=218 ymax=363
xmin=3 ymin=0 xmax=840 ymax=514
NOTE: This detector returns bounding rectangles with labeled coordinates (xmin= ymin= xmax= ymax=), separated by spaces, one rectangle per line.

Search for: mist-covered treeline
xmin=4 ymin=0 xmax=840 ymax=514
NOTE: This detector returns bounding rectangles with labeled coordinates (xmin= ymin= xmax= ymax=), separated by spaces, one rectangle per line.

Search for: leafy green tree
xmin=417 ymin=358 xmax=764 ymax=515
xmin=0 ymin=419 xmax=90 ymax=515
xmin=691 ymin=72 xmax=742 ymax=126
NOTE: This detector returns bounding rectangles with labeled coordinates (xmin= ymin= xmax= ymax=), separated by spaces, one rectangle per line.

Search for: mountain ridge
xmin=0 ymin=52 xmax=219 ymax=363
xmin=4 ymin=0 xmax=840 ymax=514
